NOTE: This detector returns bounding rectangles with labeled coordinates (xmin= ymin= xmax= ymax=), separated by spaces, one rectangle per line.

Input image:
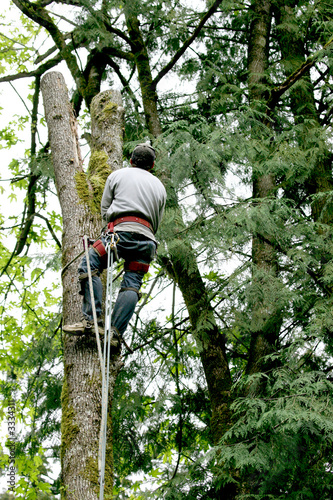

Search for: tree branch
xmin=34 ymin=213 xmax=62 ymax=249
xmin=12 ymin=0 xmax=87 ymax=97
xmin=152 ymin=0 xmax=224 ymax=88
xmin=12 ymin=77 xmax=41 ymax=259
xmin=39 ymin=0 xmax=82 ymax=6
xmin=76 ymin=0 xmax=132 ymax=47
xmin=34 ymin=34 xmax=71 ymax=64
xmin=102 ymin=21 xmax=132 ymax=47
xmin=104 ymin=54 xmax=141 ymax=111
xmin=268 ymin=36 xmax=333 ymax=110
xmin=0 ymin=55 xmax=61 ymax=83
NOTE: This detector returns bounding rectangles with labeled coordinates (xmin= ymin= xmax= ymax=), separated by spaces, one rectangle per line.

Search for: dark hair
xmin=131 ymin=143 xmax=156 ymax=170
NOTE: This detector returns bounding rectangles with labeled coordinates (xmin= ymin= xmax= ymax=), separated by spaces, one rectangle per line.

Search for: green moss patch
xmin=60 ymin=377 xmax=80 ymax=499
xmin=75 ymin=149 xmax=111 ymax=214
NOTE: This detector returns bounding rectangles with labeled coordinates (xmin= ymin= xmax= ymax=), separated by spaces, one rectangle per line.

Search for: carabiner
xmin=109 ymin=232 xmax=119 ymax=261
xmin=105 ymin=233 xmax=119 ymax=262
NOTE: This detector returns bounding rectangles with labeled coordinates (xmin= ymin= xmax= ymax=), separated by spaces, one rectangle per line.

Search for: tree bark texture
xmin=41 ymin=72 xmax=124 ymax=499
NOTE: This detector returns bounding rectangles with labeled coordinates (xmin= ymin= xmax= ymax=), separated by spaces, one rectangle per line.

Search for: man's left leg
xmin=63 ymin=243 xmax=106 ymax=335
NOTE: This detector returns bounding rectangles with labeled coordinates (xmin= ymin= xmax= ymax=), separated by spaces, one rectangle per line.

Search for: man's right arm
xmin=101 ymin=175 xmax=114 ymax=223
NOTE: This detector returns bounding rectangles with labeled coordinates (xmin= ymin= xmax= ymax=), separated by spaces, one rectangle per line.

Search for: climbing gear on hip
xmin=92 ymin=239 xmax=108 ymax=259
xmin=93 ymin=228 xmax=120 ymax=262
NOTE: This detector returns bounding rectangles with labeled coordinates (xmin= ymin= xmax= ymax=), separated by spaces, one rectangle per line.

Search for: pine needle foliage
xmin=215 ymin=349 xmax=333 ymax=499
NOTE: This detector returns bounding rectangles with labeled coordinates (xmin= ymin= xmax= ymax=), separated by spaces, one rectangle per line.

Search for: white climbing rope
xmin=99 ymin=232 xmax=119 ymax=500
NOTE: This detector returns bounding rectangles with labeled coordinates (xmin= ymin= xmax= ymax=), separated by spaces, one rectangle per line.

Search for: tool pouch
xmin=124 ymin=261 xmax=150 ymax=273
xmin=92 ymin=239 xmax=107 ymax=258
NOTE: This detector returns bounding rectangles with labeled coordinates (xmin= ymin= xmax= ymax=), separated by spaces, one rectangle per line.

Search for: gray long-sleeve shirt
xmin=101 ymin=166 xmax=167 ymax=241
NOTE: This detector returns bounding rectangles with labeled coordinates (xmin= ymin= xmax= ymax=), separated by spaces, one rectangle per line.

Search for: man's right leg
xmin=110 ymin=234 xmax=156 ymax=337
xmin=110 ymin=270 xmax=144 ymax=337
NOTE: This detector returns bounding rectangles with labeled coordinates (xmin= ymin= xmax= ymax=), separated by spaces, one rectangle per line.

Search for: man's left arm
xmin=157 ymin=187 xmax=167 ymax=229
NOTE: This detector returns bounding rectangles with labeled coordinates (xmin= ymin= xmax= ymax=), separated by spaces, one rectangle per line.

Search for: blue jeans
xmin=78 ymin=232 xmax=156 ymax=336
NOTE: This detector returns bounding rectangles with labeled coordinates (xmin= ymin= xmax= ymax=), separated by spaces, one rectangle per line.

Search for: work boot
xmin=62 ymin=319 xmax=104 ymax=336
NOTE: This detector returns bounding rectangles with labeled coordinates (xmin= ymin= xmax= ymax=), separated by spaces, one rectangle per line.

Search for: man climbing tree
xmin=63 ymin=143 xmax=166 ymax=344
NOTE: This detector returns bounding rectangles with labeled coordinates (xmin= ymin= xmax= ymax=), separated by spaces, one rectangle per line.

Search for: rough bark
xmin=41 ymin=72 xmax=123 ymax=499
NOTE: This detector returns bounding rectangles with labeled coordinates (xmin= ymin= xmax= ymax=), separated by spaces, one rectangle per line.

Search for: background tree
xmin=0 ymin=0 xmax=333 ymax=498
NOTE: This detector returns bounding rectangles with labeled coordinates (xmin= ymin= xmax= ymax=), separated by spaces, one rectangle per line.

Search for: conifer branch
xmin=152 ymin=0 xmax=224 ymax=88
xmin=268 ymin=36 xmax=333 ymax=109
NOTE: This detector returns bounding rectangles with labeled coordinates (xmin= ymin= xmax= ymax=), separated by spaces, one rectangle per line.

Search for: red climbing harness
xmin=93 ymin=216 xmax=152 ymax=272
xmin=107 ymin=215 xmax=154 ymax=233
xmin=124 ymin=261 xmax=150 ymax=273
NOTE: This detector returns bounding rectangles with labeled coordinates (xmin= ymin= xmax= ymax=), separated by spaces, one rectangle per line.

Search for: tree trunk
xmin=125 ymin=9 xmax=162 ymax=137
xmin=41 ymin=72 xmax=123 ymax=499
xmin=274 ymin=0 xmax=333 ymax=226
xmin=124 ymin=6 xmax=233 ymax=444
xmin=245 ymin=0 xmax=282 ymax=376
